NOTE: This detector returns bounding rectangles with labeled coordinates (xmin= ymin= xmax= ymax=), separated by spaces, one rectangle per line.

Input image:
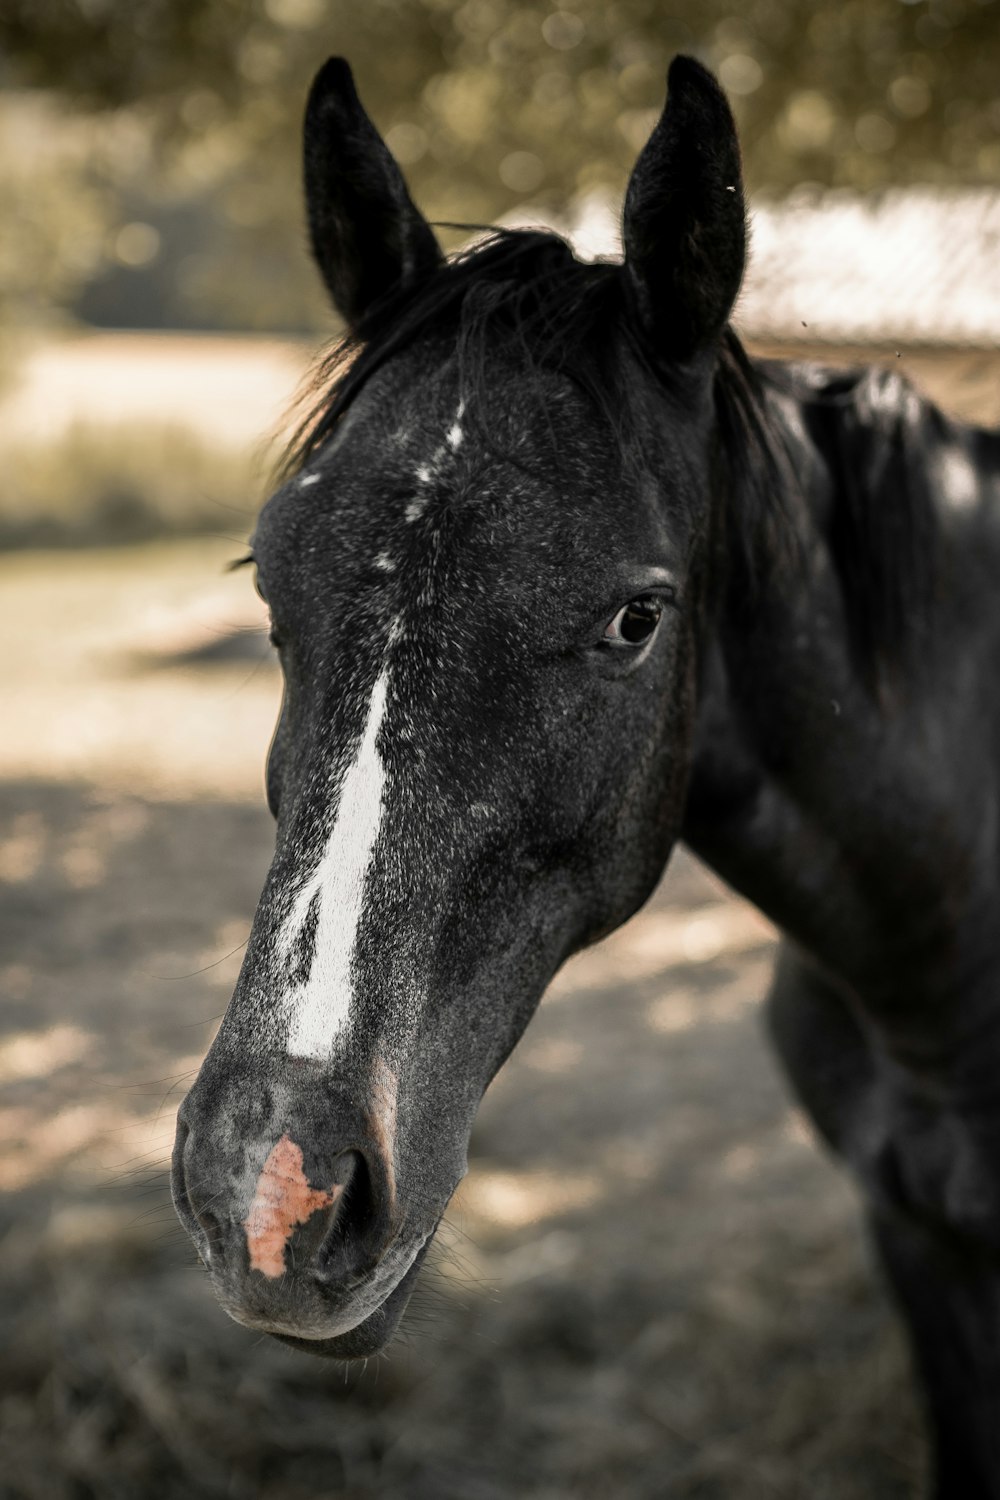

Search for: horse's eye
xmin=604 ymin=597 xmax=663 ymax=646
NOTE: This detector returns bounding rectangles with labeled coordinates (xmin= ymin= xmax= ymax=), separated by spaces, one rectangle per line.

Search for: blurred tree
xmin=0 ymin=94 xmax=108 ymax=327
xmin=1 ymin=0 xmax=998 ymax=332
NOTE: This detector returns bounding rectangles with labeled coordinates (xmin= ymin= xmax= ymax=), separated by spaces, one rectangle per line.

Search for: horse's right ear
xmin=622 ymin=56 xmax=746 ymax=363
xmin=303 ymin=58 xmax=442 ymax=331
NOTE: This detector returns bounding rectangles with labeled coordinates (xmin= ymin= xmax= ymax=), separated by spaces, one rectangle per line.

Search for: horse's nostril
xmin=319 ymin=1149 xmax=376 ymax=1277
xmin=170 ymin=1121 xmax=195 ymax=1228
xmin=172 ymin=1116 xmax=393 ymax=1294
xmin=171 ymin=1121 xmax=225 ymax=1268
xmin=195 ymin=1209 xmax=223 ymax=1264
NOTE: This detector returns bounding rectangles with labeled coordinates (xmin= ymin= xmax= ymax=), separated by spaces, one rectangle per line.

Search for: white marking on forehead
xmin=447 ymin=400 xmax=466 ymax=447
xmin=281 ymin=669 xmax=390 ymax=1060
xmin=405 ymin=495 xmax=428 ymax=523
xmin=938 ymin=444 xmax=978 ymax=512
xmin=409 ymin=400 xmax=466 ymax=502
xmin=374 ymin=551 xmax=396 ymax=572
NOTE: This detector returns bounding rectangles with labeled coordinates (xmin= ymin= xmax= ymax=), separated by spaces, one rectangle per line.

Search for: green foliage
xmin=2 ymin=0 xmax=999 ymax=332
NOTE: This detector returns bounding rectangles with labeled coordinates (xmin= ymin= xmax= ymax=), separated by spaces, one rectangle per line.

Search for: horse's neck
xmin=682 ymin=362 xmax=1000 ymax=1018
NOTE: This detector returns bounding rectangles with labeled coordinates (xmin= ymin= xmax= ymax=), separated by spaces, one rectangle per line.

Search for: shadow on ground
xmin=0 ymin=779 xmax=925 ymax=1500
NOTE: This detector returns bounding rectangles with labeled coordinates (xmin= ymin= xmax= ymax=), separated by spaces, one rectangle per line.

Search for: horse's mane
xmin=284 ymin=228 xmax=645 ymax=471
xmin=284 ymin=226 xmax=938 ymax=686
xmin=778 ymin=361 xmax=942 ymax=683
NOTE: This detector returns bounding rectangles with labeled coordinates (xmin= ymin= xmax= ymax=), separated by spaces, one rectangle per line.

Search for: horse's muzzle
xmin=171 ymin=1066 xmax=420 ymax=1355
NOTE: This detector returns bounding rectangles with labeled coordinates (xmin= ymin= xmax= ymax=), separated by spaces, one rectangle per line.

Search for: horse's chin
xmin=271 ymin=1239 xmax=431 ymax=1360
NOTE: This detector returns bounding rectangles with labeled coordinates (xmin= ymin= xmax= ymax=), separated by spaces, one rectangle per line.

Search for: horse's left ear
xmin=303 ymin=57 xmax=442 ymax=330
xmin=622 ymin=56 xmax=746 ymax=363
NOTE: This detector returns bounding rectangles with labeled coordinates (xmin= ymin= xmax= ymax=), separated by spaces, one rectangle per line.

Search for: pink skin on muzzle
xmin=243 ymin=1133 xmax=341 ymax=1278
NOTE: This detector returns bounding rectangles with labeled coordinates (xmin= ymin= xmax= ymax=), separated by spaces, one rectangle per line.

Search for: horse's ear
xmin=303 ymin=58 xmax=442 ymax=330
xmin=622 ymin=56 xmax=746 ymax=362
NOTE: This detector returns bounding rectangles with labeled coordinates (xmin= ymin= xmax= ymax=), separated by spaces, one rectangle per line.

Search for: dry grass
xmin=0 ymin=422 xmax=267 ymax=550
xmin=1 ymin=1161 xmax=923 ymax=1500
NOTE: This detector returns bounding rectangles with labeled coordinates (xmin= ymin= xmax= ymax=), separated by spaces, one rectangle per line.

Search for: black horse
xmin=172 ymin=55 xmax=1000 ymax=1497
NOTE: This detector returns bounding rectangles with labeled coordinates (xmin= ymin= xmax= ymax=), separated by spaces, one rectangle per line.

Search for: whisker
xmin=148 ymin=940 xmax=250 ymax=982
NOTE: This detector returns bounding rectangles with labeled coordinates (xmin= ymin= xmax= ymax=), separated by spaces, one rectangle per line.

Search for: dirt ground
xmin=1 ymin=538 xmax=927 ymax=1500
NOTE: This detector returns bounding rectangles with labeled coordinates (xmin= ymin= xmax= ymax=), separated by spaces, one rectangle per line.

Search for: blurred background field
xmin=0 ymin=332 xmax=299 ymax=550
xmin=3 ymin=2 xmax=1000 ymax=1496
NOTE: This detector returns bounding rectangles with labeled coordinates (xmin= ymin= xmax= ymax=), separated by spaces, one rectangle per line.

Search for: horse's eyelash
xmin=226 ymin=552 xmax=269 ymax=607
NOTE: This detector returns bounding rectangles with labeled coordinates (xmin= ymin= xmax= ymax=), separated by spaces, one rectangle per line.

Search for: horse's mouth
xmin=271 ymin=1237 xmax=432 ymax=1359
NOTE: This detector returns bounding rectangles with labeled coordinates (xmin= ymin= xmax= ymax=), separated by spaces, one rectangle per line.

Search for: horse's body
xmin=691 ymin=359 xmax=1000 ymax=1495
xmin=173 ymin=55 xmax=1000 ymax=1496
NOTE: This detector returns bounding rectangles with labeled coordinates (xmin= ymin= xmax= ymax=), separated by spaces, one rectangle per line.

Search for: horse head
xmin=173 ymin=54 xmax=750 ymax=1355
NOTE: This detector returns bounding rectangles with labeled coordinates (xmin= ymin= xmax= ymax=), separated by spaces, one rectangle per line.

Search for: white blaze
xmin=281 ymin=670 xmax=390 ymax=1059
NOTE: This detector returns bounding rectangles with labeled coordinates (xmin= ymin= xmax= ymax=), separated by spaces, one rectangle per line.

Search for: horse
xmin=171 ymin=54 xmax=1000 ymax=1497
